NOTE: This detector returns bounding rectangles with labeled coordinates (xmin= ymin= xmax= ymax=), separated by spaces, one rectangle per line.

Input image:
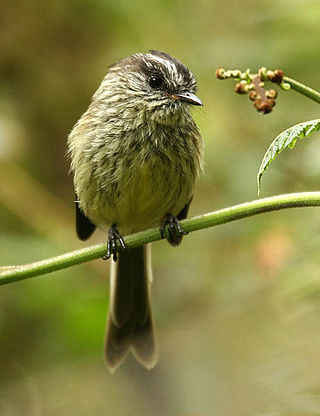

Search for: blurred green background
xmin=1 ymin=0 xmax=320 ymax=415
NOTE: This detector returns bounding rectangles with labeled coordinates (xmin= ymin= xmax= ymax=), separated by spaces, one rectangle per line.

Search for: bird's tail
xmin=105 ymin=244 xmax=158 ymax=372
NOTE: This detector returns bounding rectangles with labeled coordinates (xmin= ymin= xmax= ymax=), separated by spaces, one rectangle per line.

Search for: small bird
xmin=67 ymin=50 xmax=203 ymax=372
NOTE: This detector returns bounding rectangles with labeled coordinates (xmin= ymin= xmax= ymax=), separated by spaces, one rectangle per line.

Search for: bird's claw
xmin=102 ymin=224 xmax=126 ymax=261
xmin=159 ymin=213 xmax=188 ymax=245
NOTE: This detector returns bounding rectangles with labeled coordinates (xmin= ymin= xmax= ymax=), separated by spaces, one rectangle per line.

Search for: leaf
xmin=257 ymin=119 xmax=320 ymax=194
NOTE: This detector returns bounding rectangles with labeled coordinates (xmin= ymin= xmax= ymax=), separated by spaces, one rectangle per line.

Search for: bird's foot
xmin=159 ymin=213 xmax=188 ymax=246
xmin=102 ymin=224 xmax=126 ymax=261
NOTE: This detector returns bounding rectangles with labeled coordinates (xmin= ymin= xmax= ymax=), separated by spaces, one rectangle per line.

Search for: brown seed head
xmin=235 ymin=82 xmax=248 ymax=94
xmin=268 ymin=69 xmax=284 ymax=83
xmin=215 ymin=68 xmax=226 ymax=79
xmin=254 ymin=99 xmax=276 ymax=114
xmin=266 ymin=89 xmax=277 ymax=99
xmin=248 ymin=90 xmax=258 ymax=101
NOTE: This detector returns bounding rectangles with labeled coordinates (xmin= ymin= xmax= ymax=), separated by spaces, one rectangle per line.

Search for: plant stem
xmin=1 ymin=192 xmax=320 ymax=286
xmin=283 ymin=76 xmax=320 ymax=104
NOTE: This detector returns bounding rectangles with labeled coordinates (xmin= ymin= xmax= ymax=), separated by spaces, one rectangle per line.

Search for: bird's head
xmin=94 ymin=50 xmax=202 ymax=125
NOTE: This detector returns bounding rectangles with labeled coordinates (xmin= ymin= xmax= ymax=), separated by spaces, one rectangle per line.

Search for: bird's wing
xmin=177 ymin=198 xmax=193 ymax=221
xmin=75 ymin=197 xmax=96 ymax=240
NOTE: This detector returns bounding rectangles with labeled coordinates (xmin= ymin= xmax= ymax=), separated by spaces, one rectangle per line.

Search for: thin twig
xmin=283 ymin=76 xmax=320 ymax=104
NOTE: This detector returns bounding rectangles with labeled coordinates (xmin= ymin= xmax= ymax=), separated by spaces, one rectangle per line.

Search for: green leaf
xmin=257 ymin=119 xmax=320 ymax=194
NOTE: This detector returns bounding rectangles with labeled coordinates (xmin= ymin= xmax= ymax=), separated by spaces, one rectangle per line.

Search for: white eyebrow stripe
xmin=144 ymin=54 xmax=186 ymax=86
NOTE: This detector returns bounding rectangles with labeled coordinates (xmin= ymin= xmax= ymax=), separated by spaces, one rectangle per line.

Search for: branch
xmin=1 ymin=192 xmax=320 ymax=286
xmin=283 ymin=76 xmax=320 ymax=104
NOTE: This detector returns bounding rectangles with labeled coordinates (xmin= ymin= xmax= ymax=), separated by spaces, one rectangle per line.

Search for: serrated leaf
xmin=257 ymin=119 xmax=320 ymax=194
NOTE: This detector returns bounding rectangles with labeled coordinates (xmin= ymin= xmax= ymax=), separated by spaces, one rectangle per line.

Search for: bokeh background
xmin=1 ymin=0 xmax=320 ymax=415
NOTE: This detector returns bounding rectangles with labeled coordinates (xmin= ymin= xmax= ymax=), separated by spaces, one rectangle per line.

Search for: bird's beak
xmin=172 ymin=92 xmax=203 ymax=106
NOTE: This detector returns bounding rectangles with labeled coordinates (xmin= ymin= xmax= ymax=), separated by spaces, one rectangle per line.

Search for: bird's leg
xmin=159 ymin=213 xmax=188 ymax=245
xmin=102 ymin=224 xmax=126 ymax=261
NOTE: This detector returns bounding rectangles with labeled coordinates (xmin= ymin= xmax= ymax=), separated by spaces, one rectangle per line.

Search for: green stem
xmin=1 ymin=192 xmax=320 ymax=286
xmin=283 ymin=76 xmax=320 ymax=104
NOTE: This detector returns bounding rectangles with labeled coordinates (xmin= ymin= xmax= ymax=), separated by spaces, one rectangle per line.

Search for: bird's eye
xmin=148 ymin=75 xmax=164 ymax=89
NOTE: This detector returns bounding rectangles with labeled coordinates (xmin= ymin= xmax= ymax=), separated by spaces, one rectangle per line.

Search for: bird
xmin=67 ymin=50 xmax=203 ymax=372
